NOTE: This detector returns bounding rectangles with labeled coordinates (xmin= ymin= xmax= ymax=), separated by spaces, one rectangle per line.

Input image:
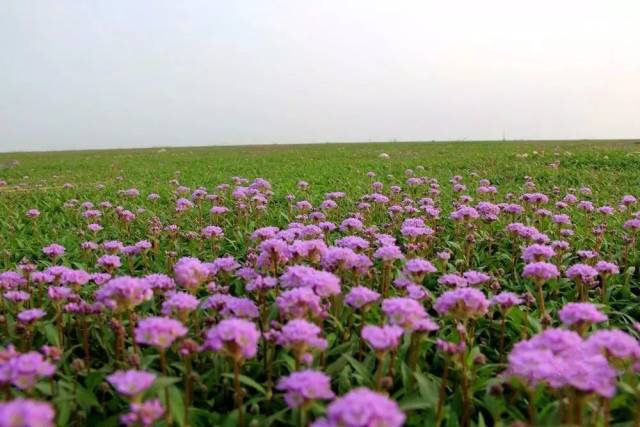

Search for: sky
xmin=1 ymin=0 xmax=639 ymax=152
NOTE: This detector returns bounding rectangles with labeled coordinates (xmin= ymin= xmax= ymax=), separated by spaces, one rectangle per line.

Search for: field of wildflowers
xmin=1 ymin=139 xmax=640 ymax=426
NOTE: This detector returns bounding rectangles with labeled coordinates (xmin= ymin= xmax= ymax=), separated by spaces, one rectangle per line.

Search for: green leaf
xmin=169 ymin=385 xmax=186 ymax=426
xmin=342 ymin=354 xmax=372 ymax=387
xmin=221 ymin=373 xmax=266 ymax=395
xmin=76 ymin=384 xmax=100 ymax=409
xmin=414 ymin=372 xmax=438 ymax=408
xmin=399 ymin=395 xmax=432 ymax=411
xmin=44 ymin=323 xmax=60 ymax=347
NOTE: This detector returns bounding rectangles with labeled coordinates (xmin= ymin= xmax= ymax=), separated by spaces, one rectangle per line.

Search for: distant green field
xmin=2 ymin=139 xmax=640 ymax=192
xmin=2 ymin=139 xmax=640 ymax=265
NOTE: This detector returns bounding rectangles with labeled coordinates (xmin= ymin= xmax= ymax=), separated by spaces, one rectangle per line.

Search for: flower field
xmin=2 ymin=139 xmax=640 ymax=426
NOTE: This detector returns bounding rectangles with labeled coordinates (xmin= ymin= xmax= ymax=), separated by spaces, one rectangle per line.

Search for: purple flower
xmin=345 ymin=286 xmax=380 ymax=309
xmin=17 ymin=309 xmax=46 ymax=325
xmin=434 ymin=288 xmax=489 ymax=319
xmin=373 ymin=245 xmax=404 ymax=263
xmin=0 ymin=399 xmax=55 ymax=427
xmin=361 ymin=324 xmax=404 ymax=352
xmin=143 ymin=274 xmax=176 ymax=293
xmin=381 ymin=297 xmax=430 ymax=330
xmin=26 ymin=209 xmax=41 ymax=219
xmin=276 ymin=288 xmax=324 ymax=319
xmin=205 ymin=318 xmax=260 ymax=361
xmin=95 ymin=277 xmax=152 ymax=311
xmin=403 ymin=258 xmax=437 ymax=281
xmin=161 ymin=292 xmax=199 ymax=317
xmin=313 ymin=387 xmax=405 ymax=427
xmin=5 ymin=352 xmax=56 ymax=390
xmin=174 ymin=257 xmax=210 ymax=291
xmin=595 ymin=261 xmax=620 ymax=276
xmin=276 ymin=319 xmax=328 ymax=353
xmin=335 ymin=236 xmax=369 ymax=252
xmin=135 ymin=317 xmax=187 ymax=350
xmin=585 ymin=330 xmax=640 ymax=364
xmin=280 ymin=265 xmax=341 ymax=298
xmin=462 ymin=271 xmax=491 ymax=287
xmin=276 ymin=370 xmax=335 ymax=408
xmin=438 ymin=273 xmax=467 ymax=288
xmin=42 ymin=243 xmax=65 ymax=259
xmin=121 ymin=399 xmax=164 ymax=427
xmin=491 ymin=292 xmax=523 ymax=309
xmin=507 ymin=328 xmax=617 ymax=397
xmin=208 ymin=256 xmax=241 ymax=276
xmin=107 ymin=370 xmax=156 ymax=397
xmin=522 ymin=262 xmax=560 ymax=282
xmin=201 ymin=225 xmax=224 ymax=239
xmin=3 ymin=291 xmax=30 ymax=303
xmin=97 ymin=255 xmax=122 ymax=271
xmin=245 ymin=275 xmax=277 ymax=292
xmin=450 ymin=206 xmax=479 ymax=222
xmin=219 ymin=296 xmax=259 ymax=319
xmin=566 ymin=264 xmax=599 ymax=285
xmin=522 ymin=244 xmax=555 ymax=263
xmin=558 ymin=303 xmax=607 ymax=326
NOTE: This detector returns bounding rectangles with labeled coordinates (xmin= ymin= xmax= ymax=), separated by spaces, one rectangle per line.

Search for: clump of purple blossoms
xmin=279 ymin=265 xmax=341 ymax=298
xmin=558 ymin=303 xmax=608 ymax=327
xmin=276 ymin=370 xmax=335 ymax=408
xmin=345 ymin=286 xmax=380 ymax=310
xmin=566 ymin=264 xmax=599 ymax=285
xmin=107 ymin=370 xmax=156 ymax=397
xmin=0 ymin=399 xmax=55 ymax=427
xmin=135 ymin=317 xmax=188 ymax=350
xmin=2 ymin=351 xmax=56 ymax=390
xmin=403 ymin=258 xmax=437 ymax=282
xmin=173 ymin=257 xmax=210 ymax=292
xmin=161 ymin=292 xmax=199 ymax=318
xmin=506 ymin=328 xmax=617 ymax=397
xmin=381 ymin=297 xmax=429 ymax=330
xmin=311 ymin=387 xmax=405 ymax=427
xmin=373 ymin=245 xmax=404 ymax=263
xmin=95 ymin=277 xmax=152 ymax=311
xmin=121 ymin=399 xmax=164 ymax=427
xmin=17 ymin=308 xmax=46 ymax=325
xmin=522 ymin=244 xmax=555 ymax=263
xmin=42 ymin=243 xmax=65 ymax=259
xmin=276 ymin=288 xmax=324 ymax=319
xmin=491 ymin=292 xmax=523 ymax=310
xmin=434 ymin=288 xmax=489 ymax=320
xmin=362 ymin=324 xmax=404 ymax=352
xmin=522 ymin=262 xmax=560 ymax=282
xmin=205 ymin=318 xmax=260 ymax=361
xmin=438 ymin=273 xmax=468 ymax=288
xmin=275 ymin=319 xmax=328 ymax=358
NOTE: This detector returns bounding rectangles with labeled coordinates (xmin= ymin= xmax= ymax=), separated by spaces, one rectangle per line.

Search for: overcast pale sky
xmin=1 ymin=1 xmax=639 ymax=152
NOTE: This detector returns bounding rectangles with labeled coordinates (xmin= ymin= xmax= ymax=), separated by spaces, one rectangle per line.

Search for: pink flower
xmin=313 ymin=388 xmax=405 ymax=427
xmin=434 ymin=288 xmax=489 ymax=319
xmin=204 ymin=318 xmax=260 ymax=361
xmin=135 ymin=317 xmax=187 ymax=350
xmin=522 ymin=262 xmax=560 ymax=282
xmin=173 ymin=257 xmax=210 ymax=291
xmin=276 ymin=370 xmax=335 ymax=408
xmin=362 ymin=325 xmax=404 ymax=352
xmin=107 ymin=370 xmax=156 ymax=397
xmin=558 ymin=303 xmax=607 ymax=326
xmin=121 ymin=399 xmax=164 ymax=427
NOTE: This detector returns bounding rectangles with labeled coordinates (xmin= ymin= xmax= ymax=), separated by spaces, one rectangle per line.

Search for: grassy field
xmin=2 ymin=139 xmax=640 ymax=426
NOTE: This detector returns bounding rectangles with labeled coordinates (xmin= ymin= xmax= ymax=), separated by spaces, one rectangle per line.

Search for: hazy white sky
xmin=1 ymin=1 xmax=639 ymax=152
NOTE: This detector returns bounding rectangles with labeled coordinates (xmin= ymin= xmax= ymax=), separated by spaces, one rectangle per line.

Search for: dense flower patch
xmin=2 ymin=149 xmax=640 ymax=426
